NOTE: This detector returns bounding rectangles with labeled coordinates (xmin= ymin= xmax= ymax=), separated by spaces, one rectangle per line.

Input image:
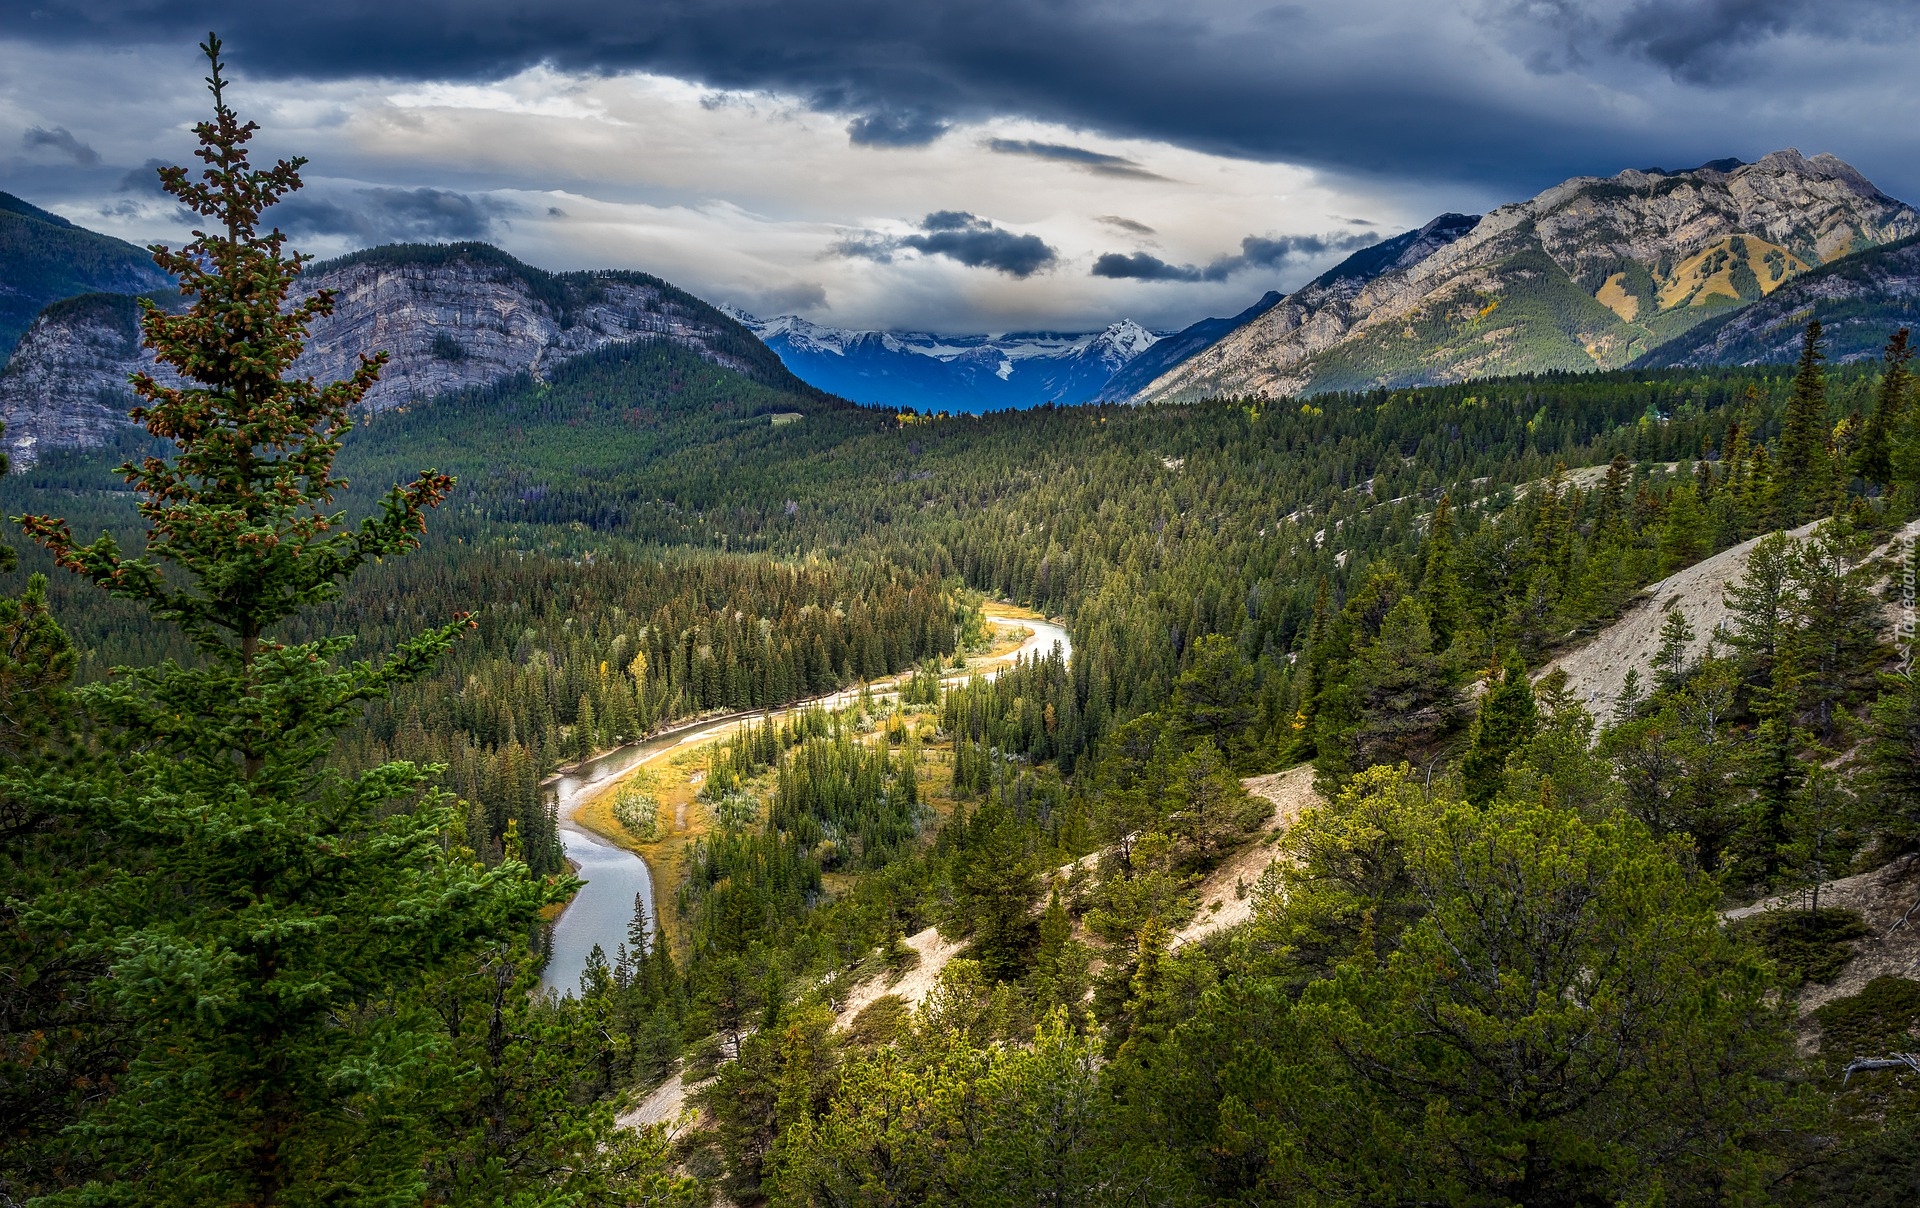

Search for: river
xmin=539 ymin=612 xmax=1072 ymax=996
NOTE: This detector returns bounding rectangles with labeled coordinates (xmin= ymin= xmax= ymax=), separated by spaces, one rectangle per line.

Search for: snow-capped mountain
xmin=722 ymin=306 xmax=1162 ymax=412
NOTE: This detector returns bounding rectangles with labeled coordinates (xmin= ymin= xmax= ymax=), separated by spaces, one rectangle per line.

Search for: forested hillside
xmin=0 ymin=190 xmax=171 ymax=360
xmin=5 ymin=55 xmax=1920 ymax=1207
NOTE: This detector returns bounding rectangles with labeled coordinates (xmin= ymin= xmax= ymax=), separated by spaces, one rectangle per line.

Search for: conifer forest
xmin=4 ymin=31 xmax=1920 ymax=1208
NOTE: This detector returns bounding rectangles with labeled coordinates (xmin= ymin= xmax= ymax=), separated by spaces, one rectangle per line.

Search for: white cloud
xmin=0 ymin=44 xmax=1451 ymax=332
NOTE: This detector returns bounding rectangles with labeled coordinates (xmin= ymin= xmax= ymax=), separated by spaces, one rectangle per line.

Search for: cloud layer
xmin=1092 ymin=233 xmax=1381 ymax=283
xmin=2 ymin=1 xmax=1917 ymax=335
xmin=7 ymin=0 xmax=1917 ymax=193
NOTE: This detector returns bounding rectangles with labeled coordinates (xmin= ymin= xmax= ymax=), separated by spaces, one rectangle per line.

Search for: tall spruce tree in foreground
xmin=16 ymin=38 xmax=557 ymax=1205
xmin=1776 ymin=320 xmax=1834 ymax=525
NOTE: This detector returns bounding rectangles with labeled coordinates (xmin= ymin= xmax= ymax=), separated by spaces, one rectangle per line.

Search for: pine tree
xmin=1865 ymin=542 xmax=1920 ymax=850
xmin=1724 ymin=532 xmax=1799 ymax=689
xmin=1656 ymin=482 xmax=1709 ymax=576
xmin=1776 ymin=320 xmax=1834 ymax=525
xmin=1031 ymin=885 xmax=1090 ymax=1024
xmin=15 ymin=40 xmax=554 ymax=1203
xmin=1419 ymin=494 xmax=1463 ymax=647
xmin=0 ymin=562 xmax=94 ymax=1195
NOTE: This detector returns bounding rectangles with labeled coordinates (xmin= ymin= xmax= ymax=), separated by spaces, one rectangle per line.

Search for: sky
xmin=2 ymin=1 xmax=1917 ymax=335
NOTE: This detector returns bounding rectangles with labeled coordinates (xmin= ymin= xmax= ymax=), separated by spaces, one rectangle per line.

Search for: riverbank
xmin=538 ymin=605 xmax=1069 ymax=992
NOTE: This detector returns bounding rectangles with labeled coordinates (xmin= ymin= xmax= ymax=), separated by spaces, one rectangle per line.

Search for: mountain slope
xmin=1633 ymin=232 xmax=1920 ymax=367
xmin=738 ymin=311 xmax=1161 ymax=412
xmin=1135 ymin=212 xmax=1481 ymax=401
xmin=0 ymin=191 xmax=172 ymax=362
xmin=1136 ymin=151 xmax=1919 ymax=402
xmin=0 ymin=241 xmax=799 ymax=465
xmin=1092 ymin=290 xmax=1283 ymax=403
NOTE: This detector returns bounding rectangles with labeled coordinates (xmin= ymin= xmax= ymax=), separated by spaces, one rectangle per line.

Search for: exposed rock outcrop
xmin=1636 ymin=232 xmax=1920 ymax=368
xmin=0 ymin=242 xmax=779 ymax=466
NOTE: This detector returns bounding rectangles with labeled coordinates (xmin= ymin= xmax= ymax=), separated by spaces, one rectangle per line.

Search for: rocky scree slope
xmin=1136 ymin=151 xmax=1919 ymax=402
xmin=0 ymin=241 xmax=790 ymax=466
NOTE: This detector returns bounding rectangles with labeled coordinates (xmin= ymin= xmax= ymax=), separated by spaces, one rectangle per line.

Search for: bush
xmin=1735 ymin=907 xmax=1871 ymax=984
xmin=613 ymin=784 xmax=660 ymax=841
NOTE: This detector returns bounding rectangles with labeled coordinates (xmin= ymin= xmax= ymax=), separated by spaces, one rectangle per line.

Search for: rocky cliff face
xmin=0 ymin=242 xmax=773 ymax=466
xmin=1136 ymin=151 xmax=1920 ymax=402
xmin=0 ymin=294 xmax=167 ymax=466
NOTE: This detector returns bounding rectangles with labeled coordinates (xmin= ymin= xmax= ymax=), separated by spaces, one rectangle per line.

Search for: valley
xmin=5 ymin=83 xmax=1920 ymax=1207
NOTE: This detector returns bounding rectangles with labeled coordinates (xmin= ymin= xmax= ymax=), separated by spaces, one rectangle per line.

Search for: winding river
xmin=538 ymin=612 xmax=1072 ymax=997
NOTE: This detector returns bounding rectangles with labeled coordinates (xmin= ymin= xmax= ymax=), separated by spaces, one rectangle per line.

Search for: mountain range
xmin=1134 ymin=150 xmax=1920 ymax=402
xmin=726 ymin=310 xmax=1163 ymax=412
xmin=6 ymin=147 xmax=1920 ymax=463
xmin=0 ymin=191 xmax=171 ymax=362
xmin=0 ymin=240 xmax=792 ymax=466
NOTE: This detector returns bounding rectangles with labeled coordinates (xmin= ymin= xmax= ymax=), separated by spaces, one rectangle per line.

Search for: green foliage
xmin=11 ymin=98 xmax=1920 ymax=1198
xmin=1460 ymin=650 xmax=1537 ymax=806
xmin=1851 ymin=328 xmax=1911 ymax=490
xmin=1121 ymin=769 xmax=1811 ymax=1204
xmin=0 ymin=46 xmax=690 ymax=1205
xmin=1777 ymin=319 xmax=1837 ymax=524
xmin=1733 ymin=907 xmax=1872 ymax=984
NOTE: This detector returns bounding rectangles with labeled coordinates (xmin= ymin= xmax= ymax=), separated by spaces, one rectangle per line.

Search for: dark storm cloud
xmin=6 ymin=0 xmax=1914 ymax=195
xmin=838 ymin=211 xmax=1057 ymax=278
xmin=1607 ymin=0 xmax=1833 ymax=77
xmin=986 ymin=139 xmax=1166 ymax=180
xmin=1492 ymin=0 xmax=1907 ymax=84
xmin=1092 ymin=231 xmax=1379 ymax=282
xmin=846 ymin=107 xmax=951 ymax=147
xmin=23 ymin=125 xmax=99 ymax=165
xmin=0 ymin=0 xmax=1852 ymax=195
xmin=272 ymin=187 xmax=513 ymax=243
xmin=118 ymin=158 xmax=171 ymax=195
xmin=1097 ymin=215 xmax=1156 ymax=234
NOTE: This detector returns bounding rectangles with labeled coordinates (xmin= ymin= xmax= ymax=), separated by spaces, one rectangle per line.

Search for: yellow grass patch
xmin=1596 ymin=272 xmax=1639 ymax=322
xmin=1656 ymin=235 xmax=1808 ymax=311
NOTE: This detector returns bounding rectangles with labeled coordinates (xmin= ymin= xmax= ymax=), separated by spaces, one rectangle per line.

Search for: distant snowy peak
xmin=1085 ymin=320 xmax=1159 ymax=366
xmin=722 ymin=309 xmax=865 ymax=357
xmin=727 ymin=307 xmax=1168 ymax=411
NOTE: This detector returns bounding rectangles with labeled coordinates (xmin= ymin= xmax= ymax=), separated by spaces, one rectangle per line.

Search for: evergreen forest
xmin=4 ymin=40 xmax=1920 ymax=1208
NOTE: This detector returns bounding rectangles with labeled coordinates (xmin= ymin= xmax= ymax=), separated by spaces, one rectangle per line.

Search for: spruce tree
xmin=1656 ymin=482 xmax=1709 ymax=576
xmin=1865 ymin=543 xmax=1920 ymax=850
xmin=1418 ymin=493 xmax=1463 ymax=647
xmin=15 ymin=38 xmax=553 ymax=1204
xmin=1776 ymin=320 xmax=1834 ymax=525
xmin=0 ymin=503 xmax=97 ymax=1197
xmin=1852 ymin=328 xmax=1911 ymax=493
xmin=1460 ymin=651 xmax=1538 ymax=807
xmin=1652 ymin=606 xmax=1696 ymax=695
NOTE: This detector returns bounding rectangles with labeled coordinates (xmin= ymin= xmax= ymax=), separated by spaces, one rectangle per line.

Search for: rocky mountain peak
xmin=1087 ymin=320 xmax=1159 ymax=363
xmin=1133 ymin=149 xmax=1919 ymax=404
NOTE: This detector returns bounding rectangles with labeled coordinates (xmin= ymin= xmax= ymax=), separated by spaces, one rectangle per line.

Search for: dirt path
xmin=831 ymin=925 xmax=968 ymax=1031
xmin=1172 ymin=766 xmax=1321 ymax=948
